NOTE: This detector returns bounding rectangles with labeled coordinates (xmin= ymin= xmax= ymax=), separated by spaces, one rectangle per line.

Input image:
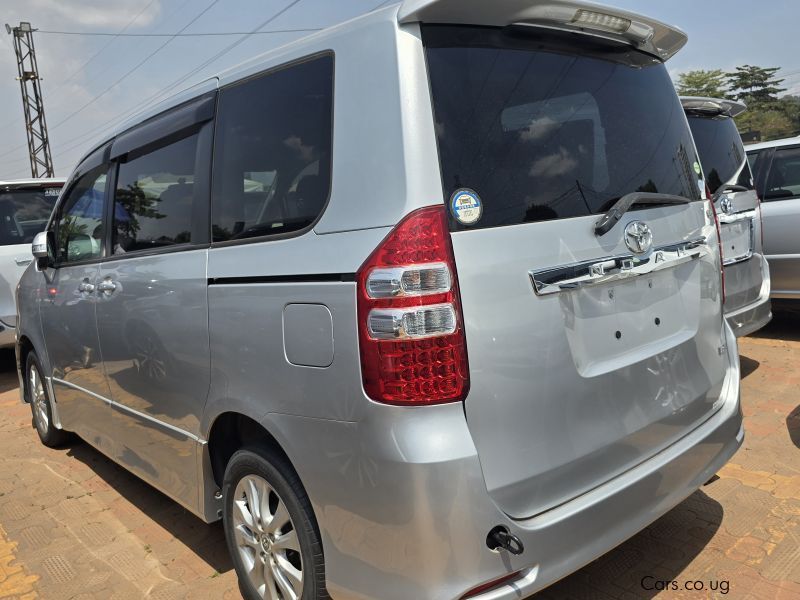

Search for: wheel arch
xmin=206 ymin=411 xmax=298 ymax=490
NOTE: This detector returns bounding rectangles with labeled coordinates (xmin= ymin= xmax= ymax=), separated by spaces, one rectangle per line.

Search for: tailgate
xmin=452 ymin=209 xmax=727 ymax=518
xmin=423 ymin=24 xmax=729 ymax=518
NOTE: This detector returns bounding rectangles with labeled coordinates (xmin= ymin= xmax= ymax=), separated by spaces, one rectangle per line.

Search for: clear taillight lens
xmin=356 ymin=206 xmax=469 ymax=405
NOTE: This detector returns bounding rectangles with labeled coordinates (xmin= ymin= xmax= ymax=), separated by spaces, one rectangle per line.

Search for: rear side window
xmin=56 ymin=166 xmax=107 ymax=264
xmin=764 ymin=146 xmax=800 ymax=201
xmin=423 ymin=26 xmax=703 ymax=231
xmin=686 ymin=115 xmax=753 ymax=194
xmin=112 ymin=133 xmax=200 ymax=254
xmin=211 ymin=54 xmax=334 ymax=242
xmin=0 ymin=185 xmax=61 ymax=245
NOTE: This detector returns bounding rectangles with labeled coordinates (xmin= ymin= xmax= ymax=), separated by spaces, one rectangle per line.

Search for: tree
xmin=726 ymin=65 xmax=786 ymax=104
xmin=735 ymin=108 xmax=795 ymax=142
xmin=675 ymin=69 xmax=728 ymax=98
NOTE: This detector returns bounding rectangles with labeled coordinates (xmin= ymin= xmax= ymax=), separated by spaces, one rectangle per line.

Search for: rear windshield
xmin=686 ymin=114 xmax=754 ymax=194
xmin=0 ymin=186 xmax=60 ymax=246
xmin=423 ymin=26 xmax=703 ymax=231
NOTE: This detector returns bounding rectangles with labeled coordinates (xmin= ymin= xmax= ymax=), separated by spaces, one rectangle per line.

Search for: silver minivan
xmin=746 ymin=136 xmax=800 ymax=299
xmin=681 ymin=97 xmax=771 ymax=335
xmin=0 ymin=178 xmax=64 ymax=347
xmin=17 ymin=2 xmax=743 ymax=599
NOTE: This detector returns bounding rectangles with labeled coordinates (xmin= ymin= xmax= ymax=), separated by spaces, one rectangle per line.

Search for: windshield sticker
xmin=693 ymin=161 xmax=702 ymax=175
xmin=44 ymin=188 xmax=60 ymax=196
xmin=450 ymin=189 xmax=483 ymax=226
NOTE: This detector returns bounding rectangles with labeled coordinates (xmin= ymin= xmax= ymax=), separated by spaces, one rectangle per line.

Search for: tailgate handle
xmin=530 ymin=238 xmax=710 ymax=296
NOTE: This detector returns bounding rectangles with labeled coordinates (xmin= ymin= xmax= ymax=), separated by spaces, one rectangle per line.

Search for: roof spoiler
xmin=680 ymin=96 xmax=747 ymax=118
xmin=398 ymin=0 xmax=687 ymax=61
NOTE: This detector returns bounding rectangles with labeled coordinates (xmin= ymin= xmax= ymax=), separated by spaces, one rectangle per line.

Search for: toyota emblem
xmin=624 ymin=221 xmax=653 ymax=254
xmin=720 ymin=196 xmax=733 ymax=214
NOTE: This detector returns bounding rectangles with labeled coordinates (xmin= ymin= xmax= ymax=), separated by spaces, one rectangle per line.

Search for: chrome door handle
xmin=78 ymin=281 xmax=95 ymax=293
xmin=97 ymin=279 xmax=116 ymax=294
xmin=15 ymin=257 xmax=32 ymax=266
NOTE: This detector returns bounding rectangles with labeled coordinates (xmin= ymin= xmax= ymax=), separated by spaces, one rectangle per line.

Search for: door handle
xmin=15 ymin=257 xmax=32 ymax=266
xmin=78 ymin=280 xmax=95 ymax=293
xmin=97 ymin=279 xmax=117 ymax=295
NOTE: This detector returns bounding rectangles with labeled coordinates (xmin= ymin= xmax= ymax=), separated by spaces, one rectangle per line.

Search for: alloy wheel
xmin=232 ymin=474 xmax=304 ymax=599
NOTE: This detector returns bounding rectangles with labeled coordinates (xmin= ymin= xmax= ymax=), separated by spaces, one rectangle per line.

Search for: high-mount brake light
xmin=517 ymin=7 xmax=656 ymax=45
xmin=357 ymin=206 xmax=469 ymax=405
xmin=571 ymin=9 xmax=631 ymax=33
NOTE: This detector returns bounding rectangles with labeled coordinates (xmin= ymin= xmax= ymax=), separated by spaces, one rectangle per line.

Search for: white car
xmin=0 ymin=178 xmax=64 ymax=346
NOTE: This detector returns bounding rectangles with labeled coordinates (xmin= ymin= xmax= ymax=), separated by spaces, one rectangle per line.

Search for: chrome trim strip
xmin=718 ymin=209 xmax=756 ymax=225
xmin=51 ymin=377 xmax=203 ymax=442
xmin=530 ymin=238 xmax=710 ymax=296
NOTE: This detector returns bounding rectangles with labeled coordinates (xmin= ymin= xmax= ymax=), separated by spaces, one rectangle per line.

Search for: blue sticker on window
xmin=450 ymin=188 xmax=482 ymax=226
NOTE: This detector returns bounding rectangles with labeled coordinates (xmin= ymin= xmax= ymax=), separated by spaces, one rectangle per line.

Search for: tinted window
xmin=211 ymin=54 xmax=333 ymax=242
xmin=686 ymin=115 xmax=753 ymax=194
xmin=112 ymin=133 xmax=199 ymax=254
xmin=0 ymin=185 xmax=61 ymax=245
xmin=423 ymin=26 xmax=703 ymax=230
xmin=764 ymin=146 xmax=800 ymax=201
xmin=56 ymin=167 xmax=107 ymax=264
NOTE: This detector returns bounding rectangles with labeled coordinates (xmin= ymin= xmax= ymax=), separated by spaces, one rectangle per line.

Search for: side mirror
xmin=31 ymin=231 xmax=48 ymax=259
xmin=32 ymin=231 xmax=52 ymax=271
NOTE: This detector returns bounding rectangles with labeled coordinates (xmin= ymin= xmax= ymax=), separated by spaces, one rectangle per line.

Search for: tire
xmin=223 ymin=448 xmax=329 ymax=600
xmin=26 ymin=352 xmax=70 ymax=448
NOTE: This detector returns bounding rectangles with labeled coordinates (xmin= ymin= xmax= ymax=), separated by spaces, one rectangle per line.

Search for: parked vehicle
xmin=746 ymin=136 xmax=800 ymax=299
xmin=681 ymin=97 xmax=771 ymax=336
xmin=0 ymin=178 xmax=63 ymax=348
xmin=17 ymin=2 xmax=744 ymax=598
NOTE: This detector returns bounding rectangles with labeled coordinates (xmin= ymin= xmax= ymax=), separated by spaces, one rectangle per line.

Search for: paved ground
xmin=0 ymin=311 xmax=799 ymax=599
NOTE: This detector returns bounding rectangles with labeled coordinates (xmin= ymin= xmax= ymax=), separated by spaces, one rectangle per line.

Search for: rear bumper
xmin=724 ymin=254 xmax=771 ymax=337
xmin=269 ymin=325 xmax=743 ymax=600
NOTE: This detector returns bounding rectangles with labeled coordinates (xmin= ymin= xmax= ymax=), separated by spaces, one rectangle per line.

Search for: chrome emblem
xmin=624 ymin=221 xmax=653 ymax=254
xmin=720 ymin=196 xmax=733 ymax=214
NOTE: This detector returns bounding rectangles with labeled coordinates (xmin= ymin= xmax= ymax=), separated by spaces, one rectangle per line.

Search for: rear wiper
xmin=712 ymin=184 xmax=748 ymax=202
xmin=594 ymin=192 xmax=692 ymax=236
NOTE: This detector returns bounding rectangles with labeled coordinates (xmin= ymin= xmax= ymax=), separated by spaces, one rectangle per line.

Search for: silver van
xmin=17 ymin=2 xmax=743 ymax=599
xmin=0 ymin=178 xmax=63 ymax=347
xmin=746 ymin=136 xmax=800 ymax=299
xmin=681 ymin=97 xmax=771 ymax=336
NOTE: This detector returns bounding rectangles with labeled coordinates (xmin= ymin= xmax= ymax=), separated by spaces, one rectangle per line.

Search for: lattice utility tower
xmin=5 ymin=22 xmax=54 ymax=178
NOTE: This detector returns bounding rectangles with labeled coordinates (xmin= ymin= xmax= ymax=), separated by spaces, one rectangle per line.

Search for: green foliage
xmin=726 ymin=65 xmax=785 ymax=104
xmin=674 ymin=65 xmax=799 ymax=142
xmin=676 ymin=69 xmax=728 ymax=98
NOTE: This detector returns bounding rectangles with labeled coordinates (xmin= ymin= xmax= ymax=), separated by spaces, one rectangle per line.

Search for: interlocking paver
xmin=0 ymin=312 xmax=798 ymax=599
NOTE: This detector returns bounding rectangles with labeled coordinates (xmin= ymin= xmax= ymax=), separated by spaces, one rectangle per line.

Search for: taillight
xmin=356 ymin=206 xmax=469 ymax=405
xmin=706 ymin=185 xmax=725 ymax=305
xmin=756 ymin=194 xmax=765 ymax=248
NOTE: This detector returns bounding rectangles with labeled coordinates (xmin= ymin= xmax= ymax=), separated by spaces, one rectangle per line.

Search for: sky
xmin=0 ymin=0 xmax=797 ymax=180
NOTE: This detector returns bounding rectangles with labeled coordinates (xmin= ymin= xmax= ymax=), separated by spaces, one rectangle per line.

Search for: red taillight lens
xmin=707 ymin=186 xmax=725 ymax=305
xmin=756 ymin=193 xmax=765 ymax=248
xmin=356 ymin=206 xmax=469 ymax=405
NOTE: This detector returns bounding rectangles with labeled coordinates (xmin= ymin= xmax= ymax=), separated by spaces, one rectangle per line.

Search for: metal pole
xmin=5 ymin=22 xmax=55 ymax=178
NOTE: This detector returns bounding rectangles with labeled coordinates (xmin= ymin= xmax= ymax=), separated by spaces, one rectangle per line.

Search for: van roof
xmin=0 ymin=177 xmax=66 ymax=188
xmin=745 ymin=136 xmax=800 ymax=151
xmin=87 ymin=0 xmax=688 ymax=162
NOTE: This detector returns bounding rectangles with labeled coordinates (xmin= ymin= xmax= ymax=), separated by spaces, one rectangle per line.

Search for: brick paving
xmin=0 ymin=311 xmax=798 ymax=599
